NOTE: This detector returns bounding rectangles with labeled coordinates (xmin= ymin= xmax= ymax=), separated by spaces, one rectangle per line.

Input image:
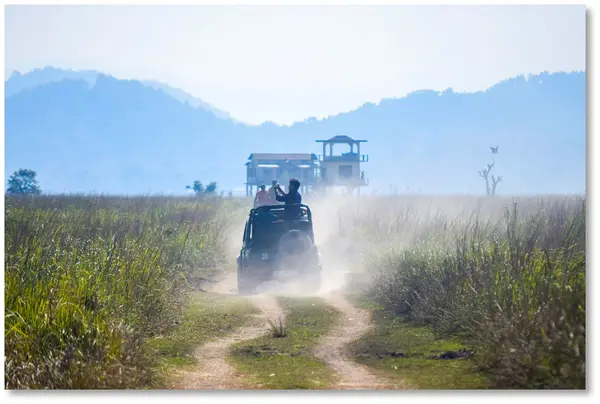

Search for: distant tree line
xmin=186 ymin=180 xmax=218 ymax=196
xmin=5 ymin=169 xmax=225 ymax=198
xmin=6 ymin=162 xmax=504 ymax=197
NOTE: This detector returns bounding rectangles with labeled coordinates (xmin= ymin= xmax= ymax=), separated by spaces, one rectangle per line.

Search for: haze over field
xmin=4 ymin=5 xmax=586 ymax=195
xmin=4 ymin=4 xmax=588 ymax=391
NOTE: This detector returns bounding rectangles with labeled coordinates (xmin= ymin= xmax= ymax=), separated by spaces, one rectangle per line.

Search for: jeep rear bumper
xmin=239 ymin=262 xmax=321 ymax=283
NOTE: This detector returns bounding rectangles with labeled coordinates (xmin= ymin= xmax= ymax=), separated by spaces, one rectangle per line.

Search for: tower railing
xmin=318 ymin=154 xmax=369 ymax=162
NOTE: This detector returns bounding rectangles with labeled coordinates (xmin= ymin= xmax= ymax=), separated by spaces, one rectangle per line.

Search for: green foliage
xmin=7 ymin=168 xmax=42 ymax=196
xmin=187 ymin=180 xmax=205 ymax=194
xmin=4 ymin=194 xmax=241 ymax=389
xmin=186 ymin=180 xmax=218 ymax=195
xmin=205 ymin=181 xmax=218 ymax=194
xmin=346 ymin=195 xmax=585 ymax=389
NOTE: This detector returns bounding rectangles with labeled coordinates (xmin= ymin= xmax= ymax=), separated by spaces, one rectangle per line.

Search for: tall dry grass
xmin=340 ymin=194 xmax=585 ymax=389
xmin=4 ymin=194 xmax=244 ymax=389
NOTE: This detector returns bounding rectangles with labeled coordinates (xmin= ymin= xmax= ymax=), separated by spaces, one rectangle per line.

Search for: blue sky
xmin=5 ymin=4 xmax=586 ymax=124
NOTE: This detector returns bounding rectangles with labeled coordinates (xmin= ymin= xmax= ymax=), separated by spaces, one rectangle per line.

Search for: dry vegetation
xmin=4 ymin=195 xmax=245 ymax=389
xmin=337 ymin=194 xmax=585 ymax=389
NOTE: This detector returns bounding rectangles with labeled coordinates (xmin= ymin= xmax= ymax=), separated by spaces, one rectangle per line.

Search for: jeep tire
xmin=305 ymin=270 xmax=321 ymax=294
xmin=237 ymin=267 xmax=255 ymax=295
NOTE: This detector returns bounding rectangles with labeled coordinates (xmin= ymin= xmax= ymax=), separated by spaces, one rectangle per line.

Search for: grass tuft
xmin=230 ymin=297 xmax=341 ymax=389
xmin=267 ymin=317 xmax=287 ymax=338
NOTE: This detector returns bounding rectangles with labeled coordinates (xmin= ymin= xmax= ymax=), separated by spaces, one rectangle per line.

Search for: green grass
xmin=230 ymin=296 xmax=341 ymax=389
xmin=4 ymin=194 xmax=247 ymax=389
xmin=147 ymin=292 xmax=260 ymax=373
xmin=347 ymin=296 xmax=489 ymax=389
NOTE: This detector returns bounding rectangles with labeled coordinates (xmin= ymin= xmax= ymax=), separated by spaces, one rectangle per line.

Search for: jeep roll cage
xmin=242 ymin=204 xmax=314 ymax=247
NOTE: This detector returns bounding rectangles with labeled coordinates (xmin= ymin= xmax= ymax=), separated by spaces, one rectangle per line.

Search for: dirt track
xmin=315 ymin=292 xmax=397 ymax=390
xmin=172 ymin=291 xmax=285 ymax=390
xmin=172 ymin=200 xmax=401 ymax=389
xmin=171 ymin=270 xmax=395 ymax=390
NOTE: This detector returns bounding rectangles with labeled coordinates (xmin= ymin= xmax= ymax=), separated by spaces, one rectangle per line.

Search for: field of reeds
xmin=4 ymin=194 xmax=245 ymax=389
xmin=338 ymin=194 xmax=586 ymax=389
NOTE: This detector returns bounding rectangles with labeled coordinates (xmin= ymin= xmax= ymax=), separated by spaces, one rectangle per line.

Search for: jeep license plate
xmin=273 ymin=270 xmax=297 ymax=278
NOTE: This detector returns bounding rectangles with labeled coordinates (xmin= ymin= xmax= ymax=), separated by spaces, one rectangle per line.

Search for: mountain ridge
xmin=5 ymin=66 xmax=234 ymax=122
xmin=4 ymin=67 xmax=586 ymax=195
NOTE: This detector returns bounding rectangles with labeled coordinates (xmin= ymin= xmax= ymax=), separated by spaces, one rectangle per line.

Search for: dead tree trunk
xmin=491 ymin=175 xmax=503 ymax=196
xmin=479 ymin=149 xmax=503 ymax=196
xmin=478 ymin=161 xmax=495 ymax=196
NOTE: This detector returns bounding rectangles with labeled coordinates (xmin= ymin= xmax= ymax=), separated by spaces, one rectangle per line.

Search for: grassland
xmin=337 ymin=194 xmax=585 ymax=389
xmin=4 ymin=195 xmax=245 ymax=389
xmin=4 ymin=193 xmax=586 ymax=390
xmin=229 ymin=296 xmax=342 ymax=389
xmin=347 ymin=295 xmax=489 ymax=389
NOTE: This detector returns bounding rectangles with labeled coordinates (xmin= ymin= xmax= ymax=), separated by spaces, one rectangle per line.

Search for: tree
xmin=205 ymin=181 xmax=217 ymax=194
xmin=186 ymin=180 xmax=217 ymax=196
xmin=478 ymin=147 xmax=503 ymax=196
xmin=186 ymin=180 xmax=204 ymax=194
xmin=7 ymin=169 xmax=42 ymax=195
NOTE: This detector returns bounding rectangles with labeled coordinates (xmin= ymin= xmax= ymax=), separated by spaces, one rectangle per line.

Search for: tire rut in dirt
xmin=172 ymin=294 xmax=284 ymax=390
xmin=314 ymin=292 xmax=400 ymax=390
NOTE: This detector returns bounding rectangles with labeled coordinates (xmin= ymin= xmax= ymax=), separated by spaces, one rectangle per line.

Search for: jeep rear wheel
xmin=238 ymin=277 xmax=255 ymax=295
xmin=237 ymin=267 xmax=255 ymax=295
xmin=304 ymin=272 xmax=321 ymax=294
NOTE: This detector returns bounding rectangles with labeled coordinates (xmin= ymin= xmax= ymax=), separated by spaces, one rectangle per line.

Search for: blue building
xmin=244 ymin=135 xmax=368 ymax=196
xmin=245 ymin=153 xmax=318 ymax=196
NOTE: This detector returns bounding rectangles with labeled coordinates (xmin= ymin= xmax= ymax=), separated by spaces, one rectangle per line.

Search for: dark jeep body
xmin=236 ymin=204 xmax=321 ymax=295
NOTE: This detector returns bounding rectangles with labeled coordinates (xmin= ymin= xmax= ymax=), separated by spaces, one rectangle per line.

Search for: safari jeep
xmin=236 ymin=204 xmax=322 ymax=295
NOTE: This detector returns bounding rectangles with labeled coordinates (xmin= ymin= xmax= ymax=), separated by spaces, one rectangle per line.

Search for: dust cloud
xmin=207 ymin=193 xmax=386 ymax=297
xmin=235 ymin=194 xmax=373 ymax=297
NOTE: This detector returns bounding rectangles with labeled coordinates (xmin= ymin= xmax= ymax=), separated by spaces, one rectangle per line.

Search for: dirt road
xmin=172 ymin=291 xmax=285 ymax=390
xmin=173 ymin=268 xmax=394 ymax=390
xmin=315 ymin=292 xmax=397 ymax=390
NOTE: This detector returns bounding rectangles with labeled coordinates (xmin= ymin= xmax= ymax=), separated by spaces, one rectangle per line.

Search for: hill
xmin=141 ymin=80 xmax=234 ymax=121
xmin=5 ymin=66 xmax=233 ymax=121
xmin=4 ymin=68 xmax=585 ymax=195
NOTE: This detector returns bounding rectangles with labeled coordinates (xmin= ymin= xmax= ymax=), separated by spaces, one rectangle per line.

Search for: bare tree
xmin=479 ymin=147 xmax=503 ymax=196
xmin=491 ymin=175 xmax=503 ymax=196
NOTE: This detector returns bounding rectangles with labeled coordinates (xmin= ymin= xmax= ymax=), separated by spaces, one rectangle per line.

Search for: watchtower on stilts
xmin=315 ymin=135 xmax=368 ymax=196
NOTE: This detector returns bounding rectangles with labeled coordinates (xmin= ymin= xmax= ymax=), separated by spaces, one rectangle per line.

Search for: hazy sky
xmin=5 ymin=5 xmax=586 ymax=125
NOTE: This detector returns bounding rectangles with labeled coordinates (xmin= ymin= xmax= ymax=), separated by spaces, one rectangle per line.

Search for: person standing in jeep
xmin=268 ymin=180 xmax=281 ymax=205
xmin=275 ymin=178 xmax=302 ymax=205
xmin=254 ymin=185 xmax=270 ymax=208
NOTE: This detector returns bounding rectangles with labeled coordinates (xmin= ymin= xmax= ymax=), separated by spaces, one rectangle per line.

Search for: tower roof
xmin=316 ymin=135 xmax=367 ymax=143
xmin=248 ymin=153 xmax=317 ymax=161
